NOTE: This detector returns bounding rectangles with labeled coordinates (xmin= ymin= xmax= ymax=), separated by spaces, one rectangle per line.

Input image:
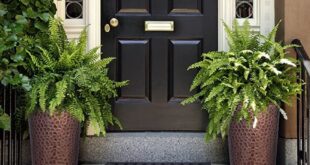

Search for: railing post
xmin=307 ymin=75 xmax=310 ymax=164
xmin=293 ymin=39 xmax=310 ymax=165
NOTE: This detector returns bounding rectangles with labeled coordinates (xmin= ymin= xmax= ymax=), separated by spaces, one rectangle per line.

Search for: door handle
xmin=110 ymin=18 xmax=119 ymax=27
xmin=104 ymin=18 xmax=119 ymax=33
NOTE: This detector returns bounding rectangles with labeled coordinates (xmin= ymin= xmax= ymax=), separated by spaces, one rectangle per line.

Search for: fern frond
xmin=267 ymin=20 xmax=281 ymax=41
xmin=90 ymin=57 xmax=115 ymax=70
xmin=37 ymin=46 xmax=55 ymax=69
xmin=77 ymin=27 xmax=88 ymax=54
xmin=83 ymin=47 xmax=101 ymax=63
xmin=38 ymin=80 xmax=51 ymax=112
xmin=112 ymin=116 xmax=123 ymax=130
xmin=205 ymin=85 xmax=224 ymax=102
xmin=181 ymin=88 xmax=207 ymax=105
xmin=26 ymin=50 xmax=43 ymax=71
xmin=27 ymin=84 xmax=39 ymax=117
xmin=67 ymin=98 xmax=85 ymax=122
xmin=48 ymin=79 xmax=68 ymax=113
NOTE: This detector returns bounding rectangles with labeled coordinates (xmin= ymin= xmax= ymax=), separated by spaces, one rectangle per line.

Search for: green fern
xmin=26 ymin=18 xmax=128 ymax=136
xmin=182 ymin=20 xmax=301 ymax=141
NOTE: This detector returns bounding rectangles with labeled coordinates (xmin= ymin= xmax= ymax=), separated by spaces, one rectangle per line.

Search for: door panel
xmin=118 ymin=40 xmax=150 ymax=100
xmin=117 ymin=0 xmax=150 ymax=14
xmin=169 ymin=40 xmax=201 ymax=100
xmin=102 ymin=0 xmax=218 ymax=131
xmin=169 ymin=0 xmax=203 ymax=14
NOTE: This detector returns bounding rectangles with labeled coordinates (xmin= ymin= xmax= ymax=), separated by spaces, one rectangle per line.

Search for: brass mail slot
xmin=145 ymin=21 xmax=174 ymax=32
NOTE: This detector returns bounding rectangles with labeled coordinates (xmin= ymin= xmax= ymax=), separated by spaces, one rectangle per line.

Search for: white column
xmin=53 ymin=0 xmax=65 ymax=19
xmin=218 ymin=0 xmax=235 ymax=51
xmin=260 ymin=0 xmax=275 ymax=36
xmin=86 ymin=0 xmax=101 ymax=50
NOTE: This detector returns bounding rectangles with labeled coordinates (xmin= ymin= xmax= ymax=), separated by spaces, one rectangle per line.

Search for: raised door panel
xmin=117 ymin=40 xmax=151 ymax=102
xmin=169 ymin=0 xmax=203 ymax=14
xmin=169 ymin=40 xmax=201 ymax=101
xmin=117 ymin=0 xmax=150 ymax=14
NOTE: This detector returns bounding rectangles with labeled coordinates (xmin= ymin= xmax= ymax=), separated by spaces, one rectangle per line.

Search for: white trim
xmin=260 ymin=0 xmax=275 ymax=36
xmin=86 ymin=0 xmax=101 ymax=50
xmin=63 ymin=25 xmax=84 ymax=39
xmin=54 ymin=0 xmax=65 ymax=20
xmin=65 ymin=19 xmax=85 ymax=25
xmin=219 ymin=0 xmax=275 ymax=51
xmin=218 ymin=0 xmax=235 ymax=51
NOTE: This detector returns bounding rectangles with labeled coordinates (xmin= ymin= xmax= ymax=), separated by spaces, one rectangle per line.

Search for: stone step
xmin=82 ymin=163 xmax=211 ymax=165
xmin=81 ymin=163 xmax=227 ymax=165
xmin=79 ymin=133 xmax=228 ymax=164
xmin=21 ymin=133 xmax=228 ymax=164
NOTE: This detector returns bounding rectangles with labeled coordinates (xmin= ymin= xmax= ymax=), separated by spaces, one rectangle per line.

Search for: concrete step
xmin=20 ymin=134 xmax=297 ymax=164
xmin=21 ymin=133 xmax=229 ymax=164
xmin=82 ymin=163 xmax=211 ymax=165
xmin=79 ymin=133 xmax=228 ymax=164
xmin=81 ymin=163 xmax=227 ymax=165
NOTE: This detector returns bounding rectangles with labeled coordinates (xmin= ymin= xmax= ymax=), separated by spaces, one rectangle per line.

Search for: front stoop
xmin=82 ymin=163 xmax=227 ymax=165
xmin=277 ymin=138 xmax=297 ymax=164
xmin=81 ymin=164 xmax=227 ymax=165
xmin=79 ymin=133 xmax=228 ymax=164
xmin=20 ymin=134 xmax=298 ymax=164
xmin=21 ymin=133 xmax=228 ymax=164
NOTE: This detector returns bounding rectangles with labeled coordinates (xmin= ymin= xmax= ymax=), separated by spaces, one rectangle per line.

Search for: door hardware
xmin=104 ymin=24 xmax=111 ymax=33
xmin=110 ymin=18 xmax=119 ymax=27
xmin=145 ymin=21 xmax=174 ymax=32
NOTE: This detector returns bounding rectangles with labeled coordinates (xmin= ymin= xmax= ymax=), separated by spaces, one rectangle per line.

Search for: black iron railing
xmin=0 ymin=86 xmax=22 ymax=165
xmin=293 ymin=39 xmax=310 ymax=165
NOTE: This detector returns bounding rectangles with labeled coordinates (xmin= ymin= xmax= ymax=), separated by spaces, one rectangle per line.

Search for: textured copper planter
xmin=29 ymin=112 xmax=80 ymax=165
xmin=228 ymin=104 xmax=279 ymax=165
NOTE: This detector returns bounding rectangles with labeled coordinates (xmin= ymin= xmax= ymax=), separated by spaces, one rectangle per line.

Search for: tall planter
xmin=29 ymin=112 xmax=80 ymax=165
xmin=228 ymin=104 xmax=279 ymax=164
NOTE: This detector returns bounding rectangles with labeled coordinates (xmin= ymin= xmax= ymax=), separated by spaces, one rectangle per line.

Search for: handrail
xmin=293 ymin=39 xmax=310 ymax=165
xmin=292 ymin=39 xmax=310 ymax=76
xmin=293 ymin=39 xmax=310 ymax=61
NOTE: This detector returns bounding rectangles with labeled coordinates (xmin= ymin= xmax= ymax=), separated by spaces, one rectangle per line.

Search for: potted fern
xmin=182 ymin=20 xmax=301 ymax=164
xmin=26 ymin=18 xmax=127 ymax=165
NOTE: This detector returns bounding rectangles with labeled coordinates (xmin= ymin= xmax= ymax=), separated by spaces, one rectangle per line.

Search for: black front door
xmin=102 ymin=0 xmax=218 ymax=131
